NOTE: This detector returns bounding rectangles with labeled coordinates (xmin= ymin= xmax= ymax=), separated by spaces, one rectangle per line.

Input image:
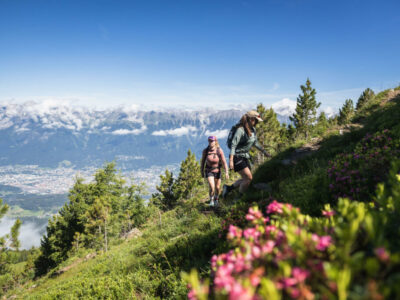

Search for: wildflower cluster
xmin=219 ymin=206 xmax=247 ymax=239
xmin=187 ymin=191 xmax=400 ymax=299
xmin=328 ymin=130 xmax=399 ymax=201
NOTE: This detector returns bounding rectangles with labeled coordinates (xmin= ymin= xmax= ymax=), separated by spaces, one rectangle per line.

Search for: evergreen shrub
xmin=187 ymin=162 xmax=400 ymax=299
xmin=328 ymin=130 xmax=400 ymax=202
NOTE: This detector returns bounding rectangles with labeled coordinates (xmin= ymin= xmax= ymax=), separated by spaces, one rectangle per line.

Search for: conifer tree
xmin=173 ymin=149 xmax=202 ymax=200
xmin=120 ymin=183 xmax=149 ymax=234
xmin=338 ymin=99 xmax=355 ymax=125
xmin=153 ymin=169 xmax=177 ymax=211
xmin=0 ymin=199 xmax=21 ymax=274
xmin=356 ymin=88 xmax=375 ymax=111
xmin=35 ymin=162 xmax=131 ymax=276
xmin=289 ymin=78 xmax=321 ymax=139
xmin=84 ymin=197 xmax=112 ymax=252
xmin=251 ymin=104 xmax=281 ymax=164
xmin=10 ymin=219 xmax=21 ymax=251
xmin=315 ymin=111 xmax=329 ymax=135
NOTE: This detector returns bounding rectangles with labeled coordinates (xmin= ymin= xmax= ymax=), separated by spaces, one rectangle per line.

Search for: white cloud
xmin=111 ymin=125 xmax=147 ymax=135
xmin=15 ymin=127 xmax=30 ymax=133
xmin=204 ymin=129 xmax=230 ymax=139
xmin=271 ymin=98 xmax=297 ymax=116
xmin=0 ymin=217 xmax=45 ymax=249
xmin=320 ymin=106 xmax=336 ymax=118
xmin=152 ymin=125 xmax=197 ymax=137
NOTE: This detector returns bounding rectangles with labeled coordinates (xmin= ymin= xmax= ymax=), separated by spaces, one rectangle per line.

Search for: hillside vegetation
xmin=2 ymin=83 xmax=400 ymax=299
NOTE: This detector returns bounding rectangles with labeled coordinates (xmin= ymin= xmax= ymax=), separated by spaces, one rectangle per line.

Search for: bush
xmin=186 ymin=163 xmax=400 ymax=299
xmin=328 ymin=130 xmax=399 ymax=202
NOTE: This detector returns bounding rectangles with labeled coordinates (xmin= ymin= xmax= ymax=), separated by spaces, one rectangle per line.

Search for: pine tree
xmin=84 ymin=197 xmax=112 ymax=252
xmin=356 ymin=88 xmax=375 ymax=111
xmin=34 ymin=162 xmax=130 ymax=276
xmin=251 ymin=104 xmax=282 ymax=165
xmin=10 ymin=219 xmax=21 ymax=251
xmin=0 ymin=199 xmax=21 ymax=274
xmin=120 ymin=183 xmax=149 ymax=234
xmin=289 ymin=78 xmax=321 ymax=139
xmin=173 ymin=149 xmax=202 ymax=200
xmin=315 ymin=112 xmax=329 ymax=135
xmin=338 ymin=99 xmax=355 ymax=125
xmin=153 ymin=169 xmax=177 ymax=211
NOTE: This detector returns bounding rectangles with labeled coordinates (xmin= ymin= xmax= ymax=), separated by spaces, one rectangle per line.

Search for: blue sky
xmin=0 ymin=0 xmax=399 ymax=111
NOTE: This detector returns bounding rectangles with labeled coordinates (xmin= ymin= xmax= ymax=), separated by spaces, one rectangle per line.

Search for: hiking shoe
xmin=209 ymin=200 xmax=215 ymax=207
xmin=214 ymin=199 xmax=219 ymax=207
xmin=222 ymin=184 xmax=232 ymax=199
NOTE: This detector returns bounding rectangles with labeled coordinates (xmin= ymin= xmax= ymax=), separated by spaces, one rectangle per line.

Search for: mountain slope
xmin=6 ymin=86 xmax=400 ymax=299
xmin=0 ymin=103 xmax=289 ymax=169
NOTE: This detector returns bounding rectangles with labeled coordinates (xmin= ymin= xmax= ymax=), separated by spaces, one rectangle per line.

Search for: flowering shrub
xmin=219 ymin=206 xmax=247 ymax=239
xmin=186 ymin=167 xmax=400 ymax=299
xmin=328 ymin=130 xmax=400 ymax=201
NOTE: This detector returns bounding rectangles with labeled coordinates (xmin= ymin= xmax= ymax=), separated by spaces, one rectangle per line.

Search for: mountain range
xmin=0 ymin=101 xmax=295 ymax=169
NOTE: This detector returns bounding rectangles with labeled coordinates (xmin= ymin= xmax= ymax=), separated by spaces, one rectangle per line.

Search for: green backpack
xmin=226 ymin=124 xmax=240 ymax=149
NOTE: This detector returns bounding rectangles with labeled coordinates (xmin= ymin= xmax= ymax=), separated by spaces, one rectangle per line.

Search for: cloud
xmin=111 ymin=125 xmax=147 ymax=135
xmin=320 ymin=106 xmax=336 ymax=118
xmin=152 ymin=125 xmax=197 ymax=137
xmin=271 ymin=98 xmax=297 ymax=116
xmin=204 ymin=129 xmax=230 ymax=139
xmin=0 ymin=217 xmax=46 ymax=249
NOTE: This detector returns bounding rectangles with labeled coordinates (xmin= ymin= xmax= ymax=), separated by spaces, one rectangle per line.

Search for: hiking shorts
xmin=205 ymin=169 xmax=221 ymax=179
xmin=233 ymin=155 xmax=251 ymax=172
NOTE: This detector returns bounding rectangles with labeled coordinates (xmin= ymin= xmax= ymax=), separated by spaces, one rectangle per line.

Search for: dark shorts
xmin=233 ymin=155 xmax=251 ymax=172
xmin=205 ymin=169 xmax=221 ymax=179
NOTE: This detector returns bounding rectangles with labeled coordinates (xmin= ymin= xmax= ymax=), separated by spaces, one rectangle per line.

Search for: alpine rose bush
xmin=328 ymin=130 xmax=399 ymax=202
xmin=187 ymin=172 xmax=400 ymax=300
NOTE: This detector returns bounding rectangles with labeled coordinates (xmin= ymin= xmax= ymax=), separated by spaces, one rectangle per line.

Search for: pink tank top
xmin=206 ymin=148 xmax=220 ymax=170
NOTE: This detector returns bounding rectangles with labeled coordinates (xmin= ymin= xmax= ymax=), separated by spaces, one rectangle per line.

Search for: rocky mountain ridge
xmin=0 ymin=102 xmax=293 ymax=169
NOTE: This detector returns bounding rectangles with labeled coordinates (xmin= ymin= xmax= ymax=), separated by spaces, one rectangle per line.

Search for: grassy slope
xmin=10 ymin=200 xmax=223 ymax=299
xmin=8 ymin=86 xmax=400 ymax=299
xmin=248 ymin=86 xmax=400 ymax=215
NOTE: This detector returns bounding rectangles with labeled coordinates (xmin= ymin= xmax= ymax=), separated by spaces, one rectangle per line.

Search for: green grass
xmin=246 ymin=86 xmax=400 ymax=215
xmin=7 ymin=191 xmax=223 ymax=299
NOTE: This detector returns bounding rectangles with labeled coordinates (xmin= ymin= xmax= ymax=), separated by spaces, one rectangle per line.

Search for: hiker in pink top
xmin=200 ymin=136 xmax=229 ymax=207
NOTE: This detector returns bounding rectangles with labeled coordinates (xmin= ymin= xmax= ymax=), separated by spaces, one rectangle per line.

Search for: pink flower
xmin=290 ymin=288 xmax=301 ymax=299
xmin=229 ymin=282 xmax=253 ymax=300
xmin=211 ymin=255 xmax=218 ymax=269
xmin=375 ymin=247 xmax=390 ymax=263
xmin=233 ymin=255 xmax=248 ymax=273
xmin=246 ymin=207 xmax=263 ymax=221
xmin=265 ymin=225 xmax=278 ymax=236
xmin=312 ymin=234 xmax=332 ymax=251
xmin=261 ymin=240 xmax=275 ymax=254
xmin=243 ymin=228 xmax=261 ymax=240
xmin=266 ymin=200 xmax=283 ymax=214
xmin=322 ymin=210 xmax=335 ymax=217
xmin=292 ymin=267 xmax=310 ymax=282
xmin=280 ymin=277 xmax=297 ymax=288
xmin=251 ymin=246 xmax=261 ymax=258
xmin=227 ymin=225 xmax=242 ymax=240
xmin=188 ymin=289 xmax=196 ymax=300
xmin=315 ymin=235 xmax=332 ymax=251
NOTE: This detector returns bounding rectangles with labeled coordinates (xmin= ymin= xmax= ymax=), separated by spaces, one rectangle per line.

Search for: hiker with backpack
xmin=222 ymin=110 xmax=271 ymax=198
xmin=200 ymin=136 xmax=229 ymax=207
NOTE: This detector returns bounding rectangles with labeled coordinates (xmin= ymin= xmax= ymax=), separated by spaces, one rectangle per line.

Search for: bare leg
xmin=237 ymin=167 xmax=253 ymax=194
xmin=215 ymin=178 xmax=222 ymax=198
xmin=207 ymin=176 xmax=216 ymax=198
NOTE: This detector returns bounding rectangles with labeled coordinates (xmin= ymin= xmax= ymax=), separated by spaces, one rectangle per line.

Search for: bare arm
xmin=219 ymin=148 xmax=229 ymax=179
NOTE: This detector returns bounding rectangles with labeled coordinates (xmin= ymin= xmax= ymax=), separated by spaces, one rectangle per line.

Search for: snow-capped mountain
xmin=0 ymin=102 xmax=289 ymax=169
